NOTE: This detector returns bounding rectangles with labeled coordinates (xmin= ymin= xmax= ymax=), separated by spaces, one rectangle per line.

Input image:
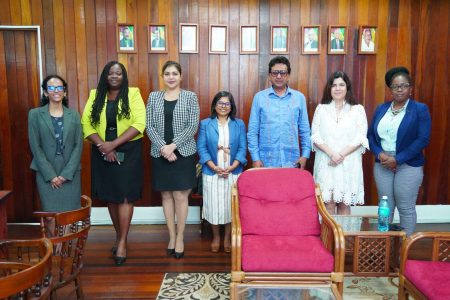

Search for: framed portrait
xmin=271 ymin=25 xmax=289 ymax=54
xmin=328 ymin=25 xmax=347 ymax=54
xmin=117 ymin=23 xmax=136 ymax=53
xmin=302 ymin=25 xmax=321 ymax=55
xmin=209 ymin=25 xmax=228 ymax=54
xmin=240 ymin=25 xmax=259 ymax=54
xmin=179 ymin=23 xmax=199 ymax=54
xmin=358 ymin=26 xmax=377 ymax=54
xmin=149 ymin=24 xmax=167 ymax=53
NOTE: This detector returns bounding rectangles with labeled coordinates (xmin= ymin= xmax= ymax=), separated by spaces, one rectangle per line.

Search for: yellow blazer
xmin=81 ymin=87 xmax=146 ymax=141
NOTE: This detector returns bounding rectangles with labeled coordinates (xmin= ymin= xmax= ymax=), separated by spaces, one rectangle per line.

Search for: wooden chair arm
xmin=231 ymin=184 xmax=242 ymax=274
xmin=33 ymin=212 xmax=57 ymax=218
xmin=400 ymin=231 xmax=450 ymax=274
xmin=315 ymin=185 xmax=345 ymax=273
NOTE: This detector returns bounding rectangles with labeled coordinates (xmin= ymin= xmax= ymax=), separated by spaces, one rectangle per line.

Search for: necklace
xmin=390 ymin=102 xmax=406 ymax=116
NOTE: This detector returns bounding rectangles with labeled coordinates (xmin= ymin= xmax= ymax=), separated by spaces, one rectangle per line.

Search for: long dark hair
xmin=90 ymin=61 xmax=130 ymax=126
xmin=321 ymin=71 xmax=357 ymax=105
xmin=210 ymin=91 xmax=237 ymax=120
xmin=40 ymin=75 xmax=68 ymax=107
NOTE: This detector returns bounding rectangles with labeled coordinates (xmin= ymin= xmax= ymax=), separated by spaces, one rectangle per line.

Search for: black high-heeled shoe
xmin=174 ymin=251 xmax=184 ymax=259
xmin=114 ymin=256 xmax=127 ymax=266
xmin=111 ymin=246 xmax=117 ymax=256
xmin=167 ymin=248 xmax=175 ymax=256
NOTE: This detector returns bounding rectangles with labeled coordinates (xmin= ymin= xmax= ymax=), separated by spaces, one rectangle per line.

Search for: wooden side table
xmin=0 ymin=190 xmax=12 ymax=239
xmin=332 ymin=215 xmax=406 ymax=277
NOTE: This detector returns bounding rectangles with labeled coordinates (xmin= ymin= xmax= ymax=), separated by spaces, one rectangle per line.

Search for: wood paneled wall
xmin=0 ymin=0 xmax=448 ymax=221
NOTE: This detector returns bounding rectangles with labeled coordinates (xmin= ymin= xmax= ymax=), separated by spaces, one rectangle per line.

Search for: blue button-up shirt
xmin=247 ymin=86 xmax=311 ymax=167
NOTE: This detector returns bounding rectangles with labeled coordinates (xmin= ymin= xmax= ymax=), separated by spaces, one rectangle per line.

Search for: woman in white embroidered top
xmin=197 ymin=91 xmax=247 ymax=253
xmin=311 ymin=71 xmax=369 ymax=215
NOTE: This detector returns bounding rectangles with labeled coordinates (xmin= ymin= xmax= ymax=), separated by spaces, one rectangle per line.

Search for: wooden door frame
xmin=0 ymin=26 xmax=43 ymax=86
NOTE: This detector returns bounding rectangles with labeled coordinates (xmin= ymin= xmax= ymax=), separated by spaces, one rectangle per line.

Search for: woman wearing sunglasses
xmin=28 ymin=75 xmax=83 ymax=230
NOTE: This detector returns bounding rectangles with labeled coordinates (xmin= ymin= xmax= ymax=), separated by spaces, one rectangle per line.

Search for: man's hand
xmin=295 ymin=157 xmax=308 ymax=169
xmin=252 ymin=160 xmax=263 ymax=168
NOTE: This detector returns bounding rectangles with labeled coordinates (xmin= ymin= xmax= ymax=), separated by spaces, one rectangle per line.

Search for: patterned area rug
xmin=157 ymin=273 xmax=398 ymax=300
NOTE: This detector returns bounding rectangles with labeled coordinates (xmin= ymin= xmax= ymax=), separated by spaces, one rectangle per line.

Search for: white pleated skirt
xmin=202 ymin=173 xmax=239 ymax=225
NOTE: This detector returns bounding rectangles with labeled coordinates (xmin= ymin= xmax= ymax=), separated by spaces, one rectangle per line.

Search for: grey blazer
xmin=146 ymin=89 xmax=200 ymax=157
xmin=28 ymin=105 xmax=83 ymax=182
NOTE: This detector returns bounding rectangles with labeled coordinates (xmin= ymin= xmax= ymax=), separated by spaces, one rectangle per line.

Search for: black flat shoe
xmin=174 ymin=251 xmax=184 ymax=259
xmin=114 ymin=256 xmax=127 ymax=266
xmin=111 ymin=246 xmax=117 ymax=256
xmin=167 ymin=248 xmax=175 ymax=256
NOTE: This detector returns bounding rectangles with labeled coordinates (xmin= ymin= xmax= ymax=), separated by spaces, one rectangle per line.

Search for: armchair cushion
xmin=241 ymin=235 xmax=334 ymax=272
xmin=238 ymin=169 xmax=320 ymax=236
xmin=405 ymin=259 xmax=450 ymax=300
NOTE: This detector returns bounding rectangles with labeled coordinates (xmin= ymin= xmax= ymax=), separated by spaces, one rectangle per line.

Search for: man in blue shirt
xmin=247 ymin=56 xmax=311 ymax=168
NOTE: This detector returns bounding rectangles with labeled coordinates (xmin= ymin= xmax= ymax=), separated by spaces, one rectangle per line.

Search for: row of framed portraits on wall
xmin=118 ymin=23 xmax=378 ymax=55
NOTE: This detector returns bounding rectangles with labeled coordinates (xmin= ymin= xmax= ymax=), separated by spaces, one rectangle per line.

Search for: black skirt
xmin=91 ymin=139 xmax=143 ymax=203
xmin=152 ymin=151 xmax=196 ymax=192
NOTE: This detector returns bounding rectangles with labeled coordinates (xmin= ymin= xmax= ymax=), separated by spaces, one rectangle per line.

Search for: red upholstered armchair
xmin=230 ymin=168 xmax=345 ymax=295
xmin=398 ymin=232 xmax=450 ymax=300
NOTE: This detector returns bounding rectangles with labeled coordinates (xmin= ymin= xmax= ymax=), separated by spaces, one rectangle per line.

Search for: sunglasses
xmin=47 ymin=86 xmax=65 ymax=92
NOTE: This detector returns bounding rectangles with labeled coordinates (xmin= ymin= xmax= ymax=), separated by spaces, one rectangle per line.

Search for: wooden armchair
xmin=0 ymin=238 xmax=53 ymax=299
xmin=231 ymin=168 xmax=345 ymax=297
xmin=34 ymin=195 xmax=92 ymax=300
xmin=398 ymin=232 xmax=450 ymax=300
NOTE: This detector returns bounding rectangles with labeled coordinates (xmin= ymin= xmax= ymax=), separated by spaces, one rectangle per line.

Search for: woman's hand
xmin=97 ymin=141 xmax=117 ymax=155
xmin=380 ymin=153 xmax=397 ymax=172
xmin=104 ymin=151 xmax=119 ymax=163
xmin=57 ymin=176 xmax=67 ymax=184
xmin=161 ymin=144 xmax=176 ymax=159
xmin=167 ymin=153 xmax=177 ymax=162
xmin=328 ymin=152 xmax=344 ymax=166
xmin=212 ymin=166 xmax=229 ymax=178
xmin=50 ymin=177 xmax=63 ymax=189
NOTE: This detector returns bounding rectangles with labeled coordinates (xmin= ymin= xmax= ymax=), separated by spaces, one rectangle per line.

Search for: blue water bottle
xmin=378 ymin=196 xmax=390 ymax=232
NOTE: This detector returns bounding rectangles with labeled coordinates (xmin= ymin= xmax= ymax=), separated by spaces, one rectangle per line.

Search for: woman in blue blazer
xmin=368 ymin=66 xmax=431 ymax=236
xmin=197 ymin=91 xmax=247 ymax=253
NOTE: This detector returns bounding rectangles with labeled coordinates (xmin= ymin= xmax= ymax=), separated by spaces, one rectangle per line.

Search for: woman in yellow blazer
xmin=81 ymin=61 xmax=146 ymax=266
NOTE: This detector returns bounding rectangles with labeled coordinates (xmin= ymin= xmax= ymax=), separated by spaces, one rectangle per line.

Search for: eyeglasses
xmin=390 ymin=83 xmax=411 ymax=91
xmin=47 ymin=86 xmax=65 ymax=92
xmin=270 ymin=70 xmax=289 ymax=77
xmin=216 ymin=101 xmax=231 ymax=107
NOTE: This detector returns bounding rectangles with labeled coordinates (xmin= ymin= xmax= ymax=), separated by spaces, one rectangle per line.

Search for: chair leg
xmin=398 ymin=276 xmax=406 ymax=300
xmin=75 ymin=276 xmax=84 ymax=300
xmin=336 ymin=281 xmax=343 ymax=297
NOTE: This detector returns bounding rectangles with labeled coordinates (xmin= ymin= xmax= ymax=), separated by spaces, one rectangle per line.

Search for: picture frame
xmin=209 ymin=25 xmax=228 ymax=54
xmin=148 ymin=24 xmax=168 ymax=53
xmin=240 ymin=25 xmax=259 ymax=54
xmin=301 ymin=25 xmax=321 ymax=55
xmin=328 ymin=25 xmax=347 ymax=54
xmin=117 ymin=23 xmax=136 ymax=53
xmin=179 ymin=23 xmax=199 ymax=54
xmin=358 ymin=26 xmax=378 ymax=54
xmin=271 ymin=25 xmax=289 ymax=54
